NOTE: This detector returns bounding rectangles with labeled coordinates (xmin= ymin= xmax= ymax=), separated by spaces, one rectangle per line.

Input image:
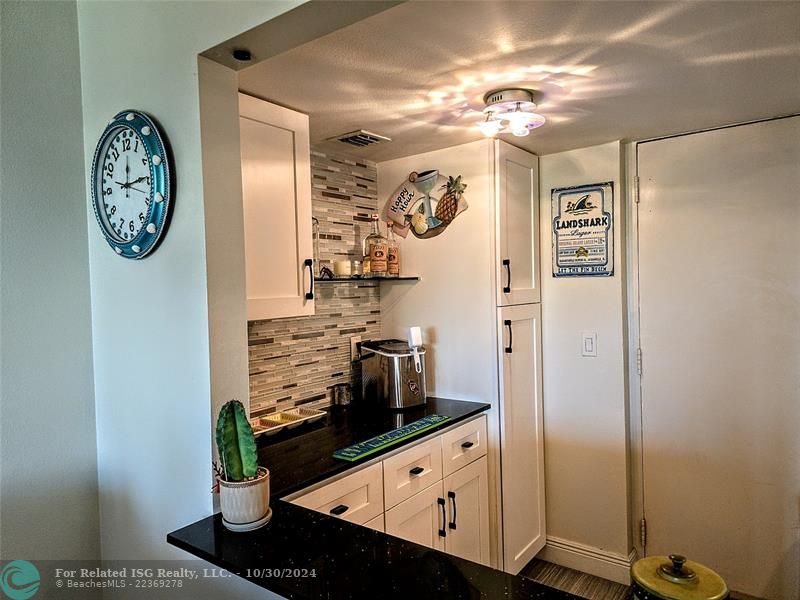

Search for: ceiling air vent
xmin=329 ymin=130 xmax=391 ymax=148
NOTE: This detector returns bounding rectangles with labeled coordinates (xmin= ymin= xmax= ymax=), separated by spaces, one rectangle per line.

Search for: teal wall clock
xmin=90 ymin=110 xmax=173 ymax=259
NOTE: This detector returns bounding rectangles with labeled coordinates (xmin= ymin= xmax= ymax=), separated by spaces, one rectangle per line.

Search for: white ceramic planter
xmin=218 ymin=467 xmax=271 ymax=532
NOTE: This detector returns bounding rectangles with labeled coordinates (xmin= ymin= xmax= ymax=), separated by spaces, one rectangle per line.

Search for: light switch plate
xmin=581 ymin=332 xmax=597 ymax=357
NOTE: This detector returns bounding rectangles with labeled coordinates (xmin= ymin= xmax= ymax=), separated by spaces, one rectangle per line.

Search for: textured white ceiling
xmin=238 ymin=0 xmax=800 ymax=160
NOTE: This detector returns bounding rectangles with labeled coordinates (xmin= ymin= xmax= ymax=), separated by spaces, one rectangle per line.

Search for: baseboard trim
xmin=538 ymin=536 xmax=636 ymax=586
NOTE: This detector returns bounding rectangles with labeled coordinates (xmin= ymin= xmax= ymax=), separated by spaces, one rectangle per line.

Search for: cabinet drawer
xmin=291 ymin=462 xmax=383 ymax=525
xmin=383 ymin=437 xmax=443 ymax=509
xmin=440 ymin=415 xmax=487 ymax=477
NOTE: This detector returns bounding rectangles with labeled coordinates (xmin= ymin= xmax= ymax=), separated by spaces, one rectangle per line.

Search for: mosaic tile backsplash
xmin=248 ymin=149 xmax=380 ymax=415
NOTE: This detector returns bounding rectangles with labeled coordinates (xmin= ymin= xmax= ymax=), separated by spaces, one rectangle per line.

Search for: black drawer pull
xmin=437 ymin=497 xmax=446 ymax=537
xmin=409 ymin=466 xmax=424 ymax=476
xmin=304 ymin=258 xmax=314 ymax=300
xmin=504 ymin=319 xmax=513 ymax=354
xmin=329 ymin=504 xmax=348 ymax=516
xmin=448 ymin=491 xmax=457 ymax=530
xmin=461 ymin=441 xmax=474 ymax=449
xmin=502 ymin=259 xmax=511 ymax=294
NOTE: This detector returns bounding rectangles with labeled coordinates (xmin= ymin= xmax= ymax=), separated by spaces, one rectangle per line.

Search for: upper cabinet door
xmin=498 ymin=302 xmax=545 ymax=574
xmin=239 ymin=93 xmax=314 ymax=321
xmin=495 ymin=141 xmax=540 ymax=306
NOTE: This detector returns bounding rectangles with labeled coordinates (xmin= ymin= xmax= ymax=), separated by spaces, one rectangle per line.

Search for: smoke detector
xmin=329 ymin=130 xmax=392 ymax=148
xmin=477 ymin=88 xmax=546 ymax=138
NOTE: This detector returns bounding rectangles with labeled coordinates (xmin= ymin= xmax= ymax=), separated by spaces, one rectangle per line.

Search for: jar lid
xmin=361 ymin=339 xmax=425 ymax=357
xmin=631 ymin=555 xmax=728 ymax=600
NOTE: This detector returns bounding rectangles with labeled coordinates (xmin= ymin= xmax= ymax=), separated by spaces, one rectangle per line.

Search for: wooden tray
xmin=250 ymin=407 xmax=325 ymax=437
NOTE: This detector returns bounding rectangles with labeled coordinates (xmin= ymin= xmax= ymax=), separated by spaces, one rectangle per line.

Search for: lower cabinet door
xmin=498 ymin=302 xmax=546 ymax=574
xmin=364 ymin=514 xmax=385 ymax=533
xmin=444 ymin=456 xmax=490 ymax=566
xmin=384 ymin=481 xmax=445 ymax=551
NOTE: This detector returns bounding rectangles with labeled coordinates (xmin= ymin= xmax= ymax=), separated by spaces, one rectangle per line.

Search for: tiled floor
xmin=520 ymin=559 xmax=629 ymax=600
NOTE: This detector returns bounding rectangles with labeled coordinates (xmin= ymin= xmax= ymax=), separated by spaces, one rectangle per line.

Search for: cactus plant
xmin=215 ymin=400 xmax=258 ymax=482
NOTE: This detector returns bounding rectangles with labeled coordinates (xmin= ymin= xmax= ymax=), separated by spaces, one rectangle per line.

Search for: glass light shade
xmin=507 ymin=111 xmax=533 ymax=132
xmin=477 ymin=118 xmax=503 ymax=137
xmin=512 ymin=127 xmax=531 ymax=137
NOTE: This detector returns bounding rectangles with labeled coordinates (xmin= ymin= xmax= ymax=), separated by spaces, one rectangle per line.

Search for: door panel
xmin=239 ymin=93 xmax=313 ymax=320
xmin=444 ymin=456 xmax=490 ymax=566
xmin=498 ymin=303 xmax=546 ymax=574
xmin=496 ymin=141 xmax=540 ymax=306
xmin=637 ymin=117 xmax=800 ymax=599
xmin=385 ymin=481 xmax=445 ymax=551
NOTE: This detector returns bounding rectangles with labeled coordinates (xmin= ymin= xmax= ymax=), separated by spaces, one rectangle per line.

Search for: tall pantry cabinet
xmin=377 ymin=139 xmax=545 ymax=574
xmin=494 ymin=142 xmax=545 ymax=574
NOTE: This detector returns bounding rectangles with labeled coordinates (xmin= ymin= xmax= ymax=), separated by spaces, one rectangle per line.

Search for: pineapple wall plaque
xmin=384 ymin=170 xmax=469 ymax=239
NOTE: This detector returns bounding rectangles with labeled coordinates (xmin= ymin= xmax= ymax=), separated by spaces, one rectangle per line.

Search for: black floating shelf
xmin=314 ymin=276 xmax=420 ymax=283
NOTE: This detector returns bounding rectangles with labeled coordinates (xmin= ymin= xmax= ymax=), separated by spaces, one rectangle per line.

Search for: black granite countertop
xmin=168 ymin=397 xmax=579 ymax=599
xmin=168 ymin=502 xmax=579 ymax=600
xmin=260 ymin=397 xmax=491 ymax=498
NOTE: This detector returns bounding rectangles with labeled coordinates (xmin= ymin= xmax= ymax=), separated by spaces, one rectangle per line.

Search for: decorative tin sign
xmin=384 ymin=170 xmax=468 ymax=239
xmin=551 ymin=182 xmax=614 ymax=277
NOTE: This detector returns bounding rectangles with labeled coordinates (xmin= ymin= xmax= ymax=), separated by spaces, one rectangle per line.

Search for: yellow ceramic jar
xmin=631 ymin=554 xmax=728 ymax=600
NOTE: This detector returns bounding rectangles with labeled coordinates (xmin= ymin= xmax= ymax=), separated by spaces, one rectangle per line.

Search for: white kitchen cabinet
xmin=364 ymin=514 xmax=385 ymax=533
xmin=382 ymin=436 xmax=443 ymax=509
xmin=440 ymin=415 xmax=487 ymax=477
xmin=239 ymin=93 xmax=314 ymax=321
xmin=497 ymin=303 xmax=545 ymax=574
xmin=494 ymin=140 xmax=540 ymax=306
xmin=385 ymin=481 xmax=445 ymax=551
xmin=289 ymin=416 xmax=490 ymax=564
xmin=444 ymin=456 xmax=490 ymax=565
xmin=291 ymin=462 xmax=383 ymax=525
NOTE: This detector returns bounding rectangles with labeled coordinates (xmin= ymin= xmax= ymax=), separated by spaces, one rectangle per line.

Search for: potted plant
xmin=214 ymin=400 xmax=271 ymax=531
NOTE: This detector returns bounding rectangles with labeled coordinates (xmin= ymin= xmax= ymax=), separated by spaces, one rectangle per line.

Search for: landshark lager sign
xmin=551 ymin=182 xmax=614 ymax=277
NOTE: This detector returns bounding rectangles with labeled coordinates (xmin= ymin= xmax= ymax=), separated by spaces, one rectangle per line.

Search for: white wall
xmin=0 ymin=0 xmax=100 ymax=565
xmin=537 ymin=142 xmax=631 ymax=580
xmin=76 ymin=0 xmax=303 ymax=570
xmin=197 ymin=57 xmax=249 ymax=432
xmin=377 ymin=140 xmax=503 ymax=566
xmin=378 ymin=141 xmax=497 ymax=405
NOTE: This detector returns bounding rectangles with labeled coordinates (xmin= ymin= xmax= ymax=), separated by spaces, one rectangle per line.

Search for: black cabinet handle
xmin=329 ymin=504 xmax=348 ymax=516
xmin=437 ymin=497 xmax=446 ymax=537
xmin=448 ymin=491 xmax=457 ymax=530
xmin=461 ymin=441 xmax=474 ymax=449
xmin=409 ymin=466 xmax=424 ymax=476
xmin=504 ymin=319 xmax=513 ymax=354
xmin=304 ymin=258 xmax=314 ymax=300
xmin=502 ymin=259 xmax=511 ymax=294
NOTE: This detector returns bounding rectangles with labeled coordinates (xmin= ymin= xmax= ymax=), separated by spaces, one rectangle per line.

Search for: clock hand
xmin=125 ymin=155 xmax=130 ymax=198
xmin=127 ymin=185 xmax=147 ymax=194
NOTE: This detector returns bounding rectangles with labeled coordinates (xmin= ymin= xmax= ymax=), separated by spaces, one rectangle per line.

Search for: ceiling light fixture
xmin=477 ymin=88 xmax=545 ymax=138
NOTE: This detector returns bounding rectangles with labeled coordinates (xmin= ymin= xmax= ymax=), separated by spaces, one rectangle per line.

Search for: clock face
xmin=90 ymin=111 xmax=172 ymax=259
xmin=96 ymin=127 xmax=152 ymax=242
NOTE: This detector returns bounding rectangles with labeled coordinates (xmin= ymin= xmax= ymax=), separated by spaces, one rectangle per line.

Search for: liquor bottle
xmin=387 ymin=222 xmax=400 ymax=277
xmin=363 ymin=214 xmax=388 ymax=278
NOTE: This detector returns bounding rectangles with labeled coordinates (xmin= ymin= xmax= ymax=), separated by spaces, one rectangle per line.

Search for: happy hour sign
xmin=551 ymin=182 xmax=614 ymax=277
